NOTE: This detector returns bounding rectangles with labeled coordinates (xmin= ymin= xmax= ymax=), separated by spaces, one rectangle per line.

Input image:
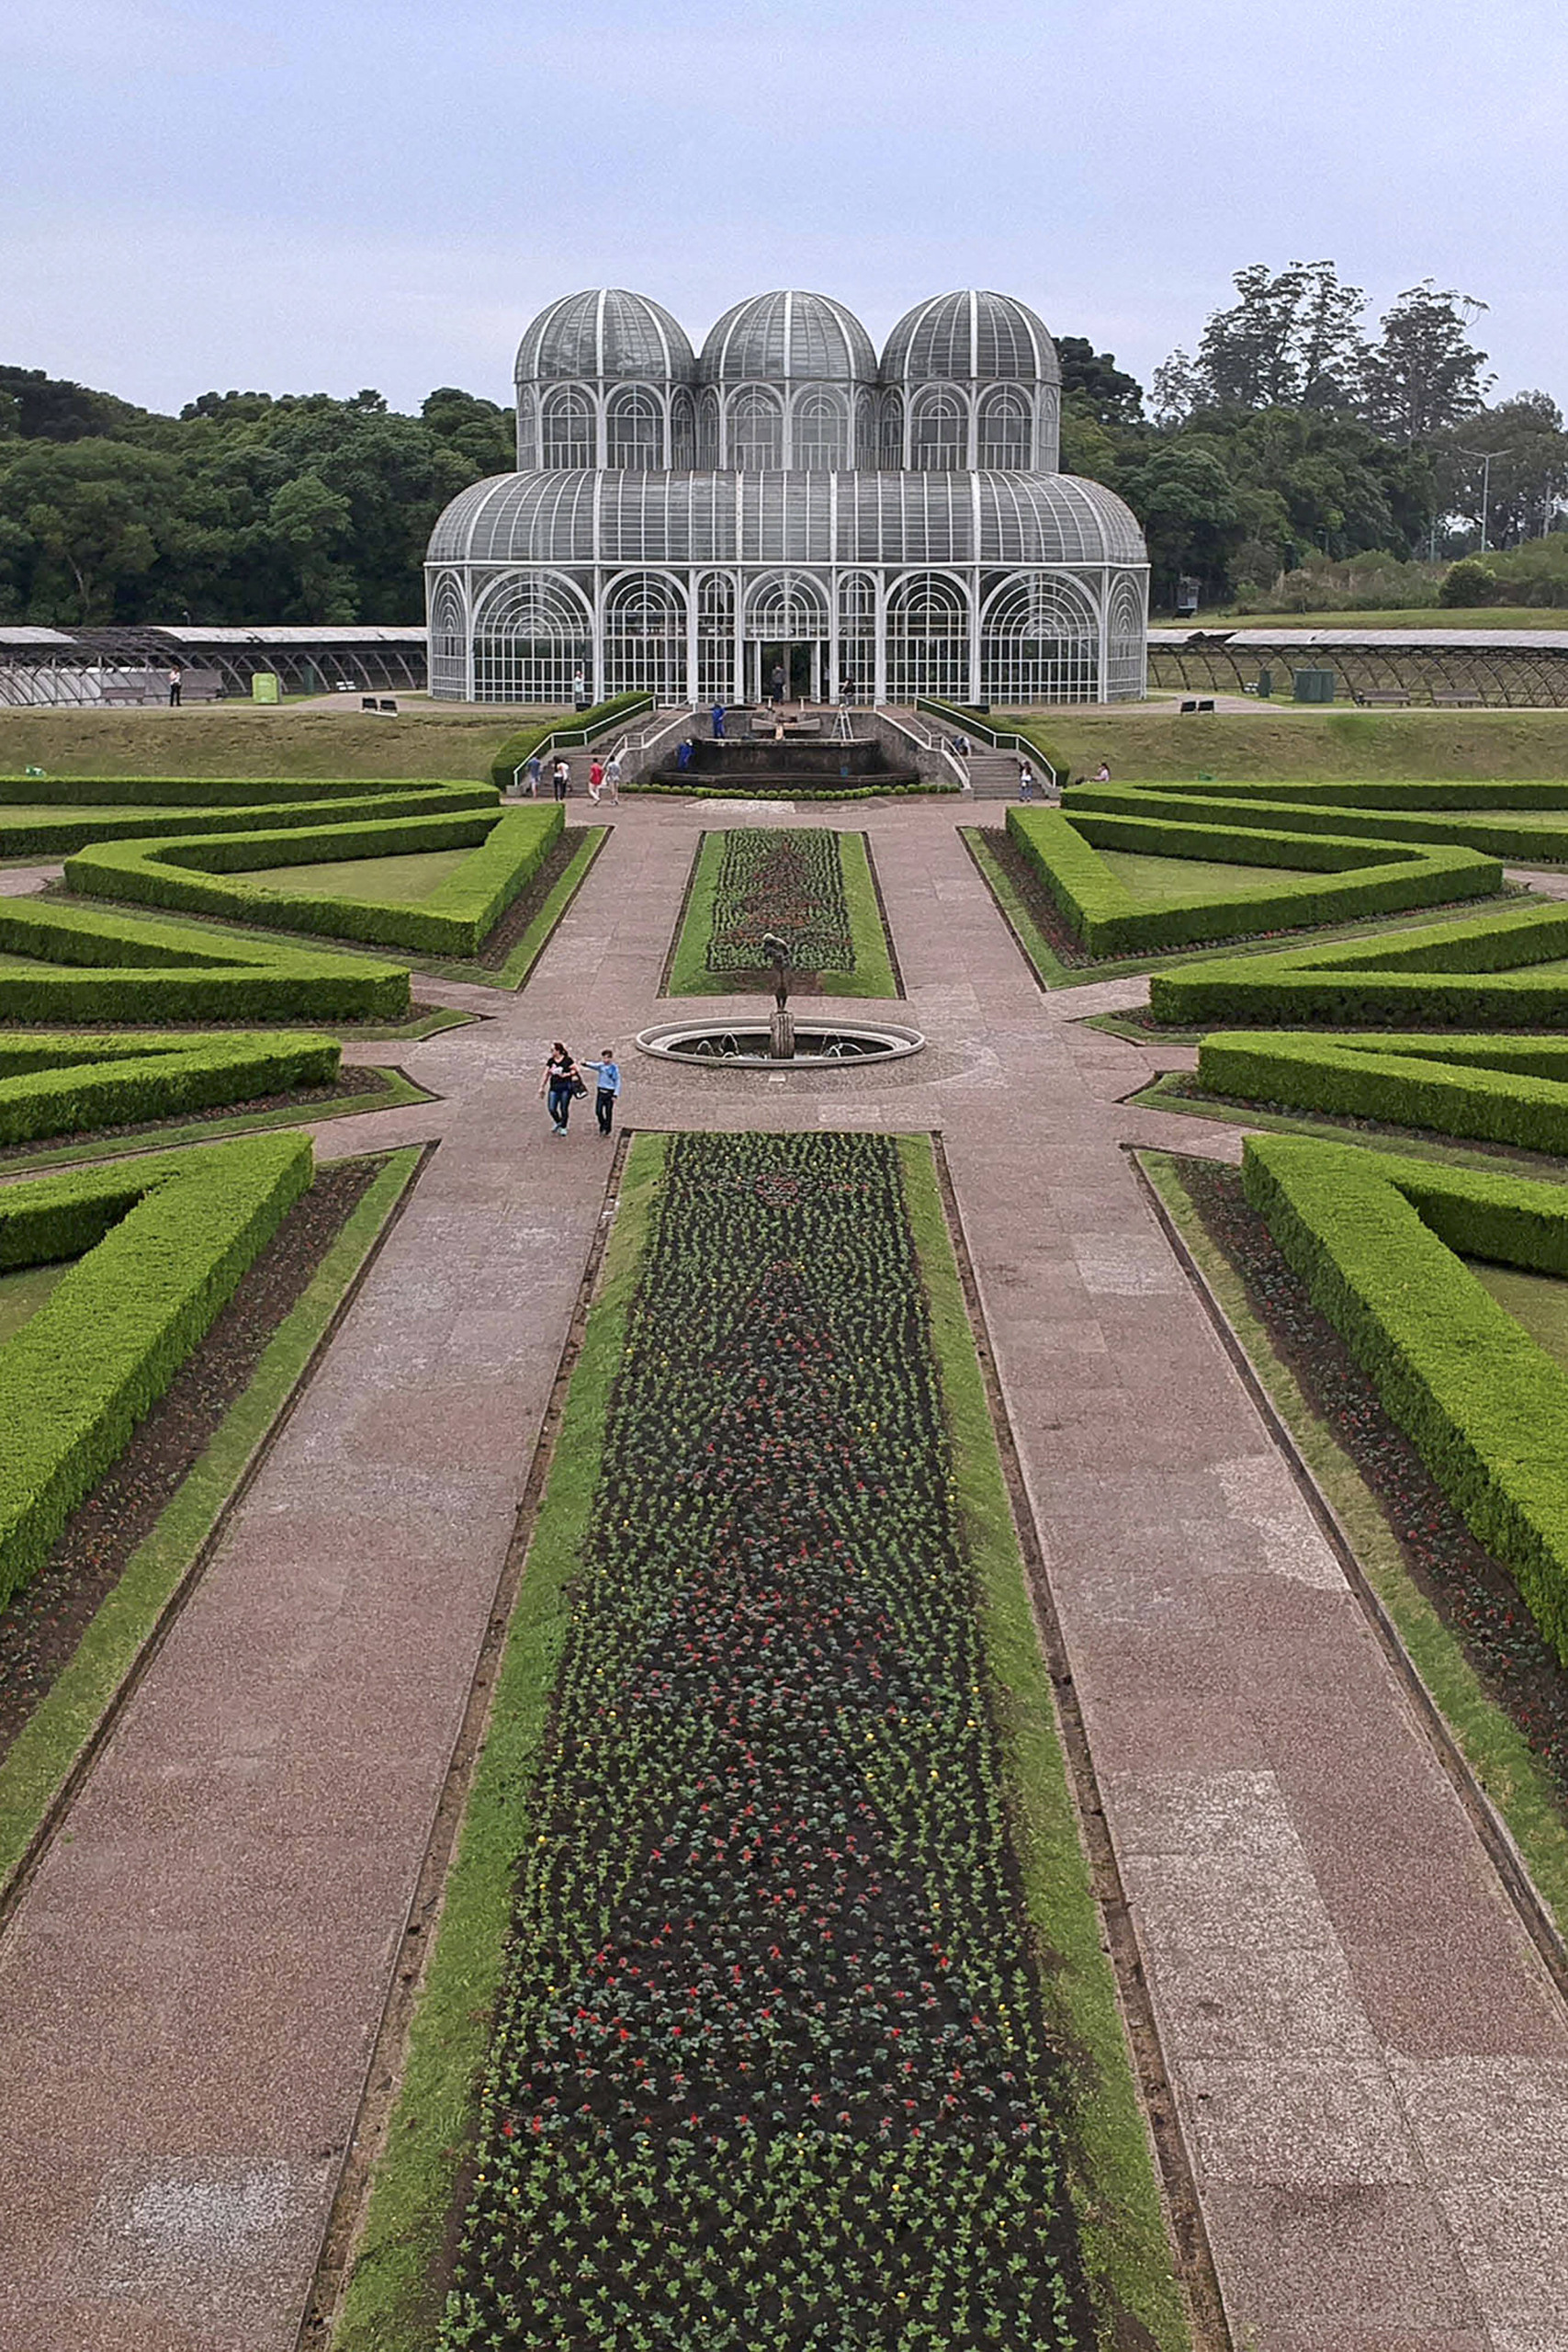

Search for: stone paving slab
xmin=1 ymin=796 xmax=1565 ymax=2349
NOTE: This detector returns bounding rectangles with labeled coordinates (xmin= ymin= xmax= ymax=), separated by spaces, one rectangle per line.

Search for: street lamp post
xmin=1453 ymin=447 xmax=1494 ymax=556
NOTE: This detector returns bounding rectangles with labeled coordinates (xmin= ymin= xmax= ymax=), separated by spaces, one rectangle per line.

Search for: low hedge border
xmin=1241 ymin=1134 xmax=1568 ymax=1665
xmin=0 ymin=1031 xmax=340 ymax=1148
xmin=1064 ymin=781 xmax=1568 ymax=866
xmin=489 ymin=695 xmax=648 ymax=789
xmin=1006 ymin=806 xmax=1499 ymax=956
xmin=0 ymin=899 xmax=409 ymax=1024
xmin=1149 ymin=903 xmax=1568 ymax=1028
xmin=64 ymin=805 xmax=564 ymax=958
xmin=0 ymin=1133 xmax=313 ymax=1606
xmin=0 ymin=779 xmax=496 ymax=862
xmin=1197 ymin=1030 xmax=1568 ymax=1155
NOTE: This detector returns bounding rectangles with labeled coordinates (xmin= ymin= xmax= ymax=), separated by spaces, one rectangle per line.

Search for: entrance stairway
xmin=964 ymin=751 xmax=1026 ymax=800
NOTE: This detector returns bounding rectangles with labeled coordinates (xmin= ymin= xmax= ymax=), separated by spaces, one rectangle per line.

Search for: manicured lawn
xmin=1098 ymin=848 xmax=1306 ymax=903
xmin=996 ymin=707 xmax=1568 ymax=783
xmin=1466 ymin=1261 xmax=1568 ymax=1374
xmin=0 ymin=1260 xmax=75 ymax=1345
xmin=1190 ymin=606 xmax=1568 ymax=631
xmin=231 ymin=847 xmax=473 ymax=902
xmin=0 ymin=705 xmax=534 ymax=783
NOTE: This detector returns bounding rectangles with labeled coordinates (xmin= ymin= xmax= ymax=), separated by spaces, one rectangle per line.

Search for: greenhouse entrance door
xmin=753 ymin=641 xmax=822 ymax=704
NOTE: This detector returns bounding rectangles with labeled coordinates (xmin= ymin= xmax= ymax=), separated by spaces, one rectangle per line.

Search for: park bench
xmin=1354 ymin=688 xmax=1412 ymax=707
xmin=1179 ymin=697 xmax=1216 ymax=714
xmin=1432 ymin=690 xmax=1483 ymax=707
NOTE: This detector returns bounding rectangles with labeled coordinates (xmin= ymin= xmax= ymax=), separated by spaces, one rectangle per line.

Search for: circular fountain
xmin=637 ymin=1017 xmax=925 ymax=1068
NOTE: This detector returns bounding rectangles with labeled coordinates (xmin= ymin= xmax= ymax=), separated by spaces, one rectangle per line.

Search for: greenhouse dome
xmin=431 ymin=286 xmax=1148 ymax=705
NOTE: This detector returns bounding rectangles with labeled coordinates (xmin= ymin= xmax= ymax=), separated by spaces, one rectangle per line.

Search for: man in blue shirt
xmin=582 ymin=1049 xmax=621 ymax=1136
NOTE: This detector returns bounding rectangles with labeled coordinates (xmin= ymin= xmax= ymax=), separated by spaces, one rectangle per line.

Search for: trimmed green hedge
xmin=0 ymin=777 xmax=496 ymax=860
xmin=0 ymin=1031 xmax=340 ymax=1146
xmin=1197 ymin=1029 xmax=1568 ymax=1152
xmin=0 ymin=899 xmax=409 ymax=1023
xmin=489 ymin=695 xmax=649 ymax=788
xmin=1241 ymin=1135 xmax=1568 ymax=1664
xmin=1005 ymin=805 xmax=1499 ymax=956
xmin=0 ymin=1132 xmax=313 ymax=1604
xmin=1064 ymin=780 xmax=1568 ymax=865
xmin=63 ymin=804 xmax=563 ymax=957
xmin=1150 ymin=903 xmax=1568 ymax=1028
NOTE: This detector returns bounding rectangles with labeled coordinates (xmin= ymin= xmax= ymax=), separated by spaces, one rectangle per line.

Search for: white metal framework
xmin=433 ymin=286 xmax=1149 ymax=704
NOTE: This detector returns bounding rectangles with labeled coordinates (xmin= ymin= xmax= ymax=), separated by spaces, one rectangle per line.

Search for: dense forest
xmin=3 ymin=263 xmax=1565 ymax=625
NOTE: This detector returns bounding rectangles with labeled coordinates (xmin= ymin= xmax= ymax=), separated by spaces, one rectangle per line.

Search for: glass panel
xmin=606 ymin=386 xmax=662 ymax=471
xmin=980 ymin=574 xmax=1099 ymax=705
xmin=976 ymin=388 xmax=1031 ymax=470
xmin=604 ymin=572 xmax=687 ymax=699
xmin=911 ymin=390 xmax=964 ymax=473
xmin=886 ymin=571 xmax=969 ymax=699
xmin=794 ymin=390 xmax=846 ymax=469
xmin=542 ymin=387 xmax=594 ymax=469
xmin=729 ymin=388 xmax=784 ymax=469
xmin=472 ymin=574 xmax=592 ymax=703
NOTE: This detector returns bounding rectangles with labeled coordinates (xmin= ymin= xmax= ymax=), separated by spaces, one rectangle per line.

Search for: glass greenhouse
xmin=426 ymin=287 xmax=1149 ymax=706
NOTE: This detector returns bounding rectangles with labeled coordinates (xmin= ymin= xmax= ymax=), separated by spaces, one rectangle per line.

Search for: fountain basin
xmin=637 ymin=1018 xmax=924 ymax=1068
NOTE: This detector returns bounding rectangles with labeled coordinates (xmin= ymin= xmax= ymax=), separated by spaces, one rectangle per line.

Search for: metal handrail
xmin=913 ymin=697 xmax=1057 ymax=787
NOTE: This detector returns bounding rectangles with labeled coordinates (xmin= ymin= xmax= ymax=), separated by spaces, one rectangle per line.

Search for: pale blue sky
xmin=3 ymin=0 xmax=1562 ymax=415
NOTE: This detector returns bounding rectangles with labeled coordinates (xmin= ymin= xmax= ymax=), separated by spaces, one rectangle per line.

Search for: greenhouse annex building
xmin=425 ymin=287 xmax=1150 ymax=707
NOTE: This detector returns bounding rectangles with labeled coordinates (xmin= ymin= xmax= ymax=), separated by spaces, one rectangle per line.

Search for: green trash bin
xmin=251 ymin=671 xmax=280 ymax=706
xmin=1292 ymin=667 xmax=1336 ymax=704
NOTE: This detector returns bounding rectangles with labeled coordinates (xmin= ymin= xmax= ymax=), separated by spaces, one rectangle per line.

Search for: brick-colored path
xmin=0 ymin=800 xmax=1564 ymax=2350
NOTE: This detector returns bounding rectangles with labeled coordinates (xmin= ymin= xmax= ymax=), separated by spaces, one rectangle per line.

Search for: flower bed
xmin=706 ymin=827 xmax=855 ymax=973
xmin=442 ymin=1131 xmax=1094 ymax=2350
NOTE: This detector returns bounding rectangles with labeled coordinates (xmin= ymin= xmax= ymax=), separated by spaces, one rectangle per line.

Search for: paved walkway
xmin=0 ymin=799 xmax=1564 ymax=2351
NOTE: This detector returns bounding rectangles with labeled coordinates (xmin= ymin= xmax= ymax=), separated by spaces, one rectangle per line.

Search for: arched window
xmin=745 ymin=571 xmax=830 ymax=641
xmin=879 ymin=389 xmax=905 ymax=469
xmin=911 ymin=389 xmax=965 ymax=472
xmin=606 ymin=385 xmax=662 ymax=471
xmin=541 ymin=386 xmax=594 ymax=469
xmin=793 ymin=390 xmax=847 ymax=470
xmin=886 ymin=571 xmax=970 ymax=700
xmin=428 ymin=573 xmax=467 ymax=699
xmin=514 ymin=393 xmax=539 ymax=471
xmin=729 ymin=387 xmax=784 ymax=469
xmin=837 ymin=571 xmax=877 ymax=701
xmin=471 ymin=572 xmax=592 ymax=703
xmin=697 ymin=388 xmax=721 ymax=468
xmin=671 ymin=388 xmax=696 ymax=469
xmin=980 ymin=574 xmax=1099 ymax=705
xmin=1106 ymin=573 xmax=1147 ymax=701
xmin=976 ymin=387 xmax=1031 ymax=470
xmin=696 ymin=571 xmax=736 ymax=703
xmin=603 ymin=571 xmax=687 ymax=700
xmin=854 ymin=390 xmax=880 ymax=470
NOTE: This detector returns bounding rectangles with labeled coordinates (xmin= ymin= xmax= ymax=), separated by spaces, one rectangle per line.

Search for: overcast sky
xmin=3 ymin=0 xmax=1562 ymax=419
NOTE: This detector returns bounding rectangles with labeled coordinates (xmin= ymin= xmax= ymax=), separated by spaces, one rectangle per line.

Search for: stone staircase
xmin=964 ymin=751 xmax=1025 ymax=800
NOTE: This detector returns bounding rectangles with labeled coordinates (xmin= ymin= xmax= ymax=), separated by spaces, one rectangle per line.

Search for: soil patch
xmin=0 ymin=1158 xmax=382 ymax=1768
xmin=1174 ymin=1157 xmax=1568 ymax=1799
xmin=0 ymin=1062 xmax=394 ymax=1167
xmin=475 ymin=823 xmax=591 ymax=970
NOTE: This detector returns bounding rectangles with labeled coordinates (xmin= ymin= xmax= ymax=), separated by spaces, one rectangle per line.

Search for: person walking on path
xmin=588 ymin=755 xmax=604 ymax=804
xmin=604 ymin=750 xmax=622 ymax=802
xmin=167 ymin=667 xmax=183 ymax=707
xmin=521 ymin=752 xmax=543 ymax=797
xmin=711 ymin=701 xmax=727 ymax=740
xmin=1018 ymin=761 xmax=1036 ymax=802
xmin=539 ymin=1042 xmax=581 ymax=1136
xmin=551 ymin=756 xmax=570 ymax=801
xmin=581 ymin=1048 xmax=621 ymax=1135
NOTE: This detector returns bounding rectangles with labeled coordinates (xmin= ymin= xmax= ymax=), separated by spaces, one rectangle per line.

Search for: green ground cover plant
xmin=1006 ymin=805 xmax=1499 ymax=957
xmin=0 ymin=898 xmax=409 ymax=1023
xmin=0 ymin=1146 xmax=420 ymax=1894
xmin=1064 ymin=778 xmax=1568 ymax=865
xmin=0 ymin=1030 xmax=340 ymax=1148
xmin=1148 ymin=903 xmax=1568 ymax=1028
xmin=0 ymin=775 xmax=496 ymax=860
xmin=0 ymin=1132 xmax=312 ymax=1607
xmin=63 ymin=803 xmax=563 ymax=957
xmin=1194 ymin=1030 xmax=1568 ymax=1155
xmin=1242 ymin=1134 xmax=1568 ymax=1666
xmin=668 ymin=830 xmax=897 ymax=998
xmin=417 ymin=1128 xmax=1176 ymax=2352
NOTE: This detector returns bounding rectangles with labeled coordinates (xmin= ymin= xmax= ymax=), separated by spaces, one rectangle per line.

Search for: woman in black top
xmin=538 ymin=1042 xmax=580 ymax=1136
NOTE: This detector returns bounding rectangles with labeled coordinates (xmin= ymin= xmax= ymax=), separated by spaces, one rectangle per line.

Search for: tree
xmin=1438 ymin=557 xmax=1498 ymax=607
xmin=0 ymin=365 xmax=145 ymax=442
xmin=422 ymin=387 xmax=516 ymax=475
xmin=1185 ymin=261 xmax=1368 ymax=411
xmin=1118 ymin=442 xmax=1246 ymax=605
xmin=0 ymin=439 xmax=175 ymax=620
xmin=1055 ymin=337 xmax=1143 ymax=426
xmin=1359 ymin=281 xmax=1494 ymax=441
xmin=1430 ymin=392 xmax=1568 ymax=547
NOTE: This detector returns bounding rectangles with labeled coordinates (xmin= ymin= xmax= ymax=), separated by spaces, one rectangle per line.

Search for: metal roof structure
xmin=880 ymin=289 xmax=1060 ymax=385
xmin=515 ymin=288 xmax=696 ymax=385
xmin=698 ymin=291 xmax=878 ymax=385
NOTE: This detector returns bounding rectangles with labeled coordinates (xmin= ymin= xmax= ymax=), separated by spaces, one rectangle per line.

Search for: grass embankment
xmin=1143 ymin=1149 xmax=1568 ymax=1953
xmin=0 ymin=1146 xmax=422 ymax=1894
xmin=332 ymin=1134 xmax=667 ymax=2352
xmin=0 ymin=705 xmax=531 ymax=783
xmin=995 ymin=707 xmax=1568 ymax=783
xmin=1187 ymin=607 xmax=1567 ymax=632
